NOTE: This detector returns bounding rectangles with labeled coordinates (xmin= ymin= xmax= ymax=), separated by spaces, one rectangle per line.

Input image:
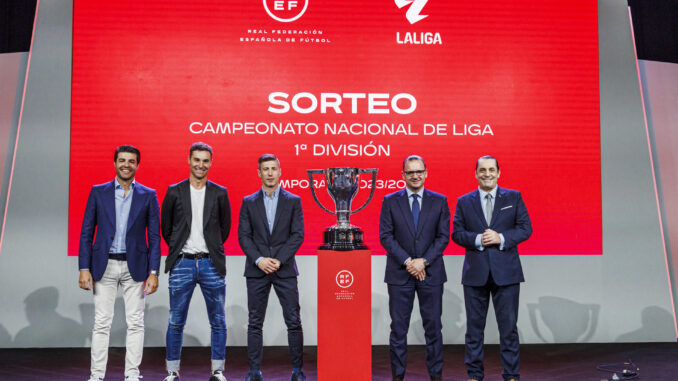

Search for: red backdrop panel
xmin=70 ymin=0 xmax=600 ymax=256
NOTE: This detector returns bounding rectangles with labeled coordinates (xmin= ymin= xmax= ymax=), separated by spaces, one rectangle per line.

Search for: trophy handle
xmin=352 ymin=168 xmax=378 ymax=214
xmin=307 ymin=169 xmax=336 ymax=215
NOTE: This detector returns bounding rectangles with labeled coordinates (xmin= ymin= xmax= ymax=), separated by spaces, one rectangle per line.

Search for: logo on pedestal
xmin=336 ymin=270 xmax=354 ymax=288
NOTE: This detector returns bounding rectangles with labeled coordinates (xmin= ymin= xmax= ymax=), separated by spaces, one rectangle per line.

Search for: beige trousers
xmin=90 ymin=259 xmax=145 ymax=379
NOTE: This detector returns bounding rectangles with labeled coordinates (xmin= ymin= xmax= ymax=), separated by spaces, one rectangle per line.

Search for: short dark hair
xmin=258 ymin=153 xmax=280 ymax=168
xmin=402 ymin=155 xmax=426 ymax=170
xmin=114 ymin=145 xmax=140 ymax=163
xmin=476 ymin=155 xmax=499 ymax=171
xmin=189 ymin=142 xmax=213 ymax=158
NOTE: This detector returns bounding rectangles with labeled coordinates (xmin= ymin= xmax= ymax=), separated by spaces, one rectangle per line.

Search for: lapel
xmin=271 ymin=188 xmax=287 ymax=235
xmin=202 ymin=181 xmax=215 ymax=229
xmin=396 ymin=189 xmax=417 ymax=237
xmin=126 ymin=183 xmax=142 ymax=231
xmin=254 ymin=190 xmax=270 ymax=237
xmin=179 ymin=180 xmax=192 ymax=229
xmin=470 ymin=190 xmax=488 ymax=228
xmin=416 ymin=189 xmax=434 ymax=235
xmin=489 ymin=187 xmax=505 ymax=228
xmin=104 ymin=180 xmax=116 ymax=228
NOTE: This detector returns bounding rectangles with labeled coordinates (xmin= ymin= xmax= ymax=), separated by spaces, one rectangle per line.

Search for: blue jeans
xmin=166 ymin=257 xmax=226 ymax=372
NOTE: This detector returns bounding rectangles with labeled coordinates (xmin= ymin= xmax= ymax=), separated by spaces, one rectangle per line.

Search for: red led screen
xmin=70 ymin=0 xmax=600 ymax=256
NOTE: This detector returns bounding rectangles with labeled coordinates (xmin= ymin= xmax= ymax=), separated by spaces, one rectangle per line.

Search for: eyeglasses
xmin=403 ymin=170 xmax=426 ymax=176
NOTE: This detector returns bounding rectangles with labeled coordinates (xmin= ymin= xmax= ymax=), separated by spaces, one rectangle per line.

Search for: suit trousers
xmin=388 ymin=278 xmax=444 ymax=379
xmin=246 ymin=275 xmax=303 ymax=370
xmin=464 ymin=274 xmax=520 ymax=381
xmin=91 ymin=259 xmax=145 ymax=379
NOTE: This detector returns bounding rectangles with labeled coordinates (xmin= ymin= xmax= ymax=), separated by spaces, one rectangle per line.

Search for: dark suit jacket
xmin=451 ymin=187 xmax=532 ymax=286
xmin=379 ymin=188 xmax=451 ymax=285
xmin=238 ymin=188 xmax=304 ymax=278
xmin=161 ymin=179 xmax=231 ymax=276
xmin=78 ymin=180 xmax=161 ymax=282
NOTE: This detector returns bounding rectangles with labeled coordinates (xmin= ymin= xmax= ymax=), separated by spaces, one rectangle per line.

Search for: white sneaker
xmin=125 ymin=376 xmax=143 ymax=381
xmin=209 ymin=370 xmax=227 ymax=381
xmin=163 ymin=371 xmax=180 ymax=381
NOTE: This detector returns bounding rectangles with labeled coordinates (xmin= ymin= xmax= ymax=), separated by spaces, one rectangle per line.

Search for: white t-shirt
xmin=181 ymin=185 xmax=209 ymax=254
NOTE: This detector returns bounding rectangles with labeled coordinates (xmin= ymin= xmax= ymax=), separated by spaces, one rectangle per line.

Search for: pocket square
xmin=500 ymin=205 xmax=513 ymax=210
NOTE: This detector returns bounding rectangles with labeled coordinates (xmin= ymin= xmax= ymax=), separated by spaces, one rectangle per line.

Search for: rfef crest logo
xmin=395 ymin=0 xmax=429 ymax=24
xmin=335 ymin=270 xmax=354 ymax=289
xmin=263 ymin=0 xmax=309 ymax=22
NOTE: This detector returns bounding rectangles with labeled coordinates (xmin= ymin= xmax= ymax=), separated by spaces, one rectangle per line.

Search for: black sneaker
xmin=163 ymin=371 xmax=180 ymax=381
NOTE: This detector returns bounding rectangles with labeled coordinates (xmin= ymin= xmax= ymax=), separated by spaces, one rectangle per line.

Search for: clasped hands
xmin=481 ymin=229 xmax=501 ymax=247
xmin=406 ymin=258 xmax=427 ymax=281
xmin=258 ymin=257 xmax=282 ymax=274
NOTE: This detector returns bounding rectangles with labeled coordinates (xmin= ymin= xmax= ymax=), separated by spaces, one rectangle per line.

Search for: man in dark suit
xmin=451 ymin=155 xmax=532 ymax=381
xmin=78 ymin=145 xmax=161 ymax=381
xmin=238 ymin=154 xmax=305 ymax=381
xmin=379 ymin=155 xmax=451 ymax=381
xmin=161 ymin=142 xmax=231 ymax=381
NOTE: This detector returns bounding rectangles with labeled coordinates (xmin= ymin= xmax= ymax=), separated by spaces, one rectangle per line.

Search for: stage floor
xmin=1 ymin=343 xmax=676 ymax=380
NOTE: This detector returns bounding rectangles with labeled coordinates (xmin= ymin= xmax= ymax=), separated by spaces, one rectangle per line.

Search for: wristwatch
xmin=150 ymin=270 xmax=158 ymax=276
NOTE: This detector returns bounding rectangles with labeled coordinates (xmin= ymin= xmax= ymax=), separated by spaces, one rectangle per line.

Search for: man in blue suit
xmin=451 ymin=155 xmax=532 ymax=381
xmin=379 ymin=155 xmax=450 ymax=381
xmin=239 ymin=154 xmax=306 ymax=381
xmin=78 ymin=145 xmax=161 ymax=381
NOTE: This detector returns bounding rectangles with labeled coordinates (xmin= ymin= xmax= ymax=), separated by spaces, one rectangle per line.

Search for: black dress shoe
xmin=290 ymin=370 xmax=306 ymax=381
xmin=245 ymin=371 xmax=263 ymax=381
xmin=393 ymin=377 xmax=404 ymax=381
xmin=431 ymin=377 xmax=441 ymax=381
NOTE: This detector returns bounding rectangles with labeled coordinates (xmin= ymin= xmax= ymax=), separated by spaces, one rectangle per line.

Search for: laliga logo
xmin=395 ymin=0 xmax=429 ymax=24
xmin=263 ymin=0 xmax=309 ymax=22
xmin=336 ymin=270 xmax=354 ymax=289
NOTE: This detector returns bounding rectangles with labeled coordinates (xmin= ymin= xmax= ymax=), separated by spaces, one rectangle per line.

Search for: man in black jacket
xmin=161 ymin=142 xmax=231 ymax=381
xmin=239 ymin=154 xmax=305 ymax=381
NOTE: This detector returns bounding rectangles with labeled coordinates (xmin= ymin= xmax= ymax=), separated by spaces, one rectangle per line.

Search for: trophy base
xmin=319 ymin=226 xmax=369 ymax=251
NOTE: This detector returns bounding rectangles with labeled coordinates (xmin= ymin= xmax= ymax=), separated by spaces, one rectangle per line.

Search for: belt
xmin=109 ymin=253 xmax=127 ymax=261
xmin=182 ymin=252 xmax=209 ymax=259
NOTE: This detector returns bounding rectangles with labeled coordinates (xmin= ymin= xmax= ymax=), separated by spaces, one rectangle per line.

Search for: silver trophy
xmin=307 ymin=167 xmax=378 ymax=250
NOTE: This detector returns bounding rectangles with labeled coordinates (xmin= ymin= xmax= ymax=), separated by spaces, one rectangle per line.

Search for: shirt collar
xmin=262 ymin=186 xmax=280 ymax=199
xmin=114 ymin=178 xmax=136 ymax=189
xmin=406 ymin=187 xmax=424 ymax=198
xmin=478 ymin=186 xmax=497 ymax=199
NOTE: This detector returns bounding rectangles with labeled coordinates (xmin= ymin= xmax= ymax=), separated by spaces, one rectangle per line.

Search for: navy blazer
xmin=238 ymin=188 xmax=304 ymax=278
xmin=78 ymin=180 xmax=161 ymax=282
xmin=451 ymin=187 xmax=532 ymax=287
xmin=379 ymin=188 xmax=451 ymax=285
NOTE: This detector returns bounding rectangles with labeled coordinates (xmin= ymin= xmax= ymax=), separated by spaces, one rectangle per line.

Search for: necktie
xmin=412 ymin=194 xmax=420 ymax=228
xmin=485 ymin=194 xmax=493 ymax=225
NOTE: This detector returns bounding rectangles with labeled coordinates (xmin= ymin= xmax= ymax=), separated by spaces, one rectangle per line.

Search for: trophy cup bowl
xmin=307 ymin=167 xmax=378 ymax=250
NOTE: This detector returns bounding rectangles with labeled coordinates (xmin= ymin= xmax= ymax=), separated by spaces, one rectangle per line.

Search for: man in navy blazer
xmin=380 ymin=155 xmax=450 ymax=381
xmin=78 ymin=145 xmax=161 ymax=381
xmin=451 ymin=155 xmax=532 ymax=381
xmin=239 ymin=154 xmax=306 ymax=381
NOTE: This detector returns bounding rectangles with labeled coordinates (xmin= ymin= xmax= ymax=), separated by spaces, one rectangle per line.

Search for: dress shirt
xmin=404 ymin=187 xmax=424 ymax=265
xmin=256 ymin=186 xmax=280 ymax=265
xmin=475 ymin=186 xmax=505 ymax=251
xmin=109 ymin=178 xmax=135 ymax=254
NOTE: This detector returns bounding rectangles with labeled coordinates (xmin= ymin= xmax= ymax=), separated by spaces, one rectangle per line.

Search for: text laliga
xmin=268 ymin=92 xmax=417 ymax=114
